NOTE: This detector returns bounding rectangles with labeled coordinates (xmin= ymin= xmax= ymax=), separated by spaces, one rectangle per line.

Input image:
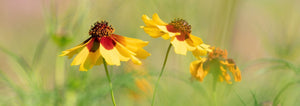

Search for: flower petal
xmin=113 ymin=34 xmax=149 ymax=52
xmin=80 ymin=48 xmax=101 ymax=71
xmin=152 ymin=13 xmax=167 ymax=25
xmin=157 ymin=25 xmax=180 ymax=37
xmin=142 ymin=14 xmax=157 ymax=26
xmin=60 ymin=37 xmax=92 ymax=58
xmin=189 ymin=34 xmax=203 ymax=46
xmin=100 ymin=44 xmax=120 ymax=66
xmin=141 ymin=26 xmax=166 ymax=38
xmin=170 ymin=37 xmax=195 ymax=55
xmin=135 ymin=49 xmax=151 ymax=59
xmin=190 ymin=60 xmax=202 ymax=77
xmin=71 ymin=47 xmax=89 ymax=66
xmin=130 ymin=55 xmax=142 ymax=65
xmin=115 ymin=42 xmax=134 ymax=61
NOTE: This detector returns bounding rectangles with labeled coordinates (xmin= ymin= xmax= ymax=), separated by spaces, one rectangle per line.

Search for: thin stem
xmin=103 ymin=59 xmax=116 ymax=106
xmin=212 ymin=77 xmax=218 ymax=106
xmin=151 ymin=44 xmax=172 ymax=106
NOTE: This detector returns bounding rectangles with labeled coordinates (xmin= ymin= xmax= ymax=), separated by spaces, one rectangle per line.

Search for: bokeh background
xmin=1 ymin=0 xmax=300 ymax=105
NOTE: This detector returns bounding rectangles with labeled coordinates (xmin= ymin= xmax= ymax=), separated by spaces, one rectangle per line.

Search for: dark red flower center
xmin=168 ymin=18 xmax=191 ymax=34
xmin=167 ymin=18 xmax=191 ymax=41
xmin=89 ymin=21 xmax=114 ymax=37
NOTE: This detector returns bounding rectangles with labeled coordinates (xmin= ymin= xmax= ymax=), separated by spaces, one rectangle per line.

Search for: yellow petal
xmin=60 ymin=38 xmax=92 ymax=58
xmin=171 ymin=37 xmax=187 ymax=55
xmin=192 ymin=46 xmax=208 ymax=58
xmin=142 ymin=26 xmax=166 ymax=38
xmin=170 ymin=37 xmax=195 ymax=55
xmin=60 ymin=44 xmax=85 ymax=59
xmin=135 ymin=48 xmax=151 ymax=59
xmin=95 ymin=56 xmax=103 ymax=65
xmin=189 ymin=34 xmax=203 ymax=46
xmin=114 ymin=34 xmax=149 ymax=52
xmin=115 ymin=42 xmax=134 ymax=61
xmin=130 ymin=55 xmax=142 ymax=65
xmin=142 ymin=14 xmax=157 ymax=26
xmin=79 ymin=48 xmax=101 ymax=71
xmin=220 ymin=66 xmax=232 ymax=84
xmin=200 ymin=44 xmax=212 ymax=52
xmin=161 ymin=33 xmax=170 ymax=40
xmin=190 ymin=60 xmax=202 ymax=77
xmin=71 ymin=47 xmax=89 ymax=66
xmin=152 ymin=13 xmax=167 ymax=25
xmin=157 ymin=25 xmax=180 ymax=37
xmin=100 ymin=44 xmax=120 ymax=66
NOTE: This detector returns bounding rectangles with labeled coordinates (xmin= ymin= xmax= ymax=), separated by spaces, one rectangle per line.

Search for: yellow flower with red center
xmin=141 ymin=13 xmax=211 ymax=58
xmin=190 ymin=47 xmax=241 ymax=84
xmin=60 ymin=21 xmax=150 ymax=71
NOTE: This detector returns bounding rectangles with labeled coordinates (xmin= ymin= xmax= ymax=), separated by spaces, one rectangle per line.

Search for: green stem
xmin=212 ymin=77 xmax=218 ymax=106
xmin=103 ymin=58 xmax=116 ymax=106
xmin=151 ymin=44 xmax=172 ymax=106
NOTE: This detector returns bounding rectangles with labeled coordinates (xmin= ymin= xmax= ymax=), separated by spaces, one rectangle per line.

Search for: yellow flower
xmin=190 ymin=47 xmax=241 ymax=84
xmin=60 ymin=21 xmax=151 ymax=71
xmin=141 ymin=13 xmax=211 ymax=58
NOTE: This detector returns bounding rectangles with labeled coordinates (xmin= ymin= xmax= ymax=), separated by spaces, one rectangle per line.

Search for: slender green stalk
xmin=151 ymin=44 xmax=172 ymax=106
xmin=212 ymin=77 xmax=218 ymax=106
xmin=103 ymin=58 xmax=116 ymax=106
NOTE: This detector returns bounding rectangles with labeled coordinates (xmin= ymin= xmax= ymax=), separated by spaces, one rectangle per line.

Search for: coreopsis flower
xmin=141 ymin=13 xmax=211 ymax=58
xmin=60 ymin=21 xmax=150 ymax=71
xmin=190 ymin=47 xmax=241 ymax=84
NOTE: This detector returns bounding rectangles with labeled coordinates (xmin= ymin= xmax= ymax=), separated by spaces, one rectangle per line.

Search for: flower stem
xmin=212 ymin=77 xmax=218 ymax=106
xmin=103 ymin=59 xmax=116 ymax=106
xmin=151 ymin=44 xmax=172 ymax=106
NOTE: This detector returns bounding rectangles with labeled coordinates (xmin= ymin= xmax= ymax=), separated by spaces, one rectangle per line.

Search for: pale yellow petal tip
xmin=141 ymin=14 xmax=150 ymax=20
xmin=140 ymin=26 xmax=145 ymax=28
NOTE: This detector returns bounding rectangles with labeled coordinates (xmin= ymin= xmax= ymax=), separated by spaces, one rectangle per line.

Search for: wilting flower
xmin=141 ymin=13 xmax=211 ymax=58
xmin=190 ymin=47 xmax=241 ymax=84
xmin=60 ymin=21 xmax=150 ymax=71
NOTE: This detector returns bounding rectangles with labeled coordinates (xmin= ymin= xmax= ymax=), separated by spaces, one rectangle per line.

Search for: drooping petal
xmin=60 ymin=37 xmax=92 ymax=58
xmin=170 ymin=36 xmax=195 ymax=55
xmin=171 ymin=37 xmax=187 ymax=55
xmin=141 ymin=26 xmax=166 ymax=38
xmin=135 ymin=49 xmax=151 ymax=59
xmin=220 ymin=66 xmax=232 ymax=84
xmin=196 ymin=62 xmax=208 ymax=81
xmin=190 ymin=59 xmax=209 ymax=81
xmin=189 ymin=34 xmax=203 ymax=46
xmin=233 ymin=67 xmax=242 ymax=81
xmin=79 ymin=48 xmax=101 ymax=71
xmin=190 ymin=60 xmax=202 ymax=79
xmin=113 ymin=34 xmax=149 ymax=52
xmin=100 ymin=37 xmax=120 ymax=66
xmin=130 ymin=55 xmax=142 ymax=65
xmin=71 ymin=47 xmax=89 ymax=66
xmin=114 ymin=42 xmax=135 ymax=61
xmin=116 ymin=43 xmax=143 ymax=65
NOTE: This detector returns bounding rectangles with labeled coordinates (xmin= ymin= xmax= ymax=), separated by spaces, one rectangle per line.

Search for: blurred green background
xmin=1 ymin=0 xmax=300 ymax=105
